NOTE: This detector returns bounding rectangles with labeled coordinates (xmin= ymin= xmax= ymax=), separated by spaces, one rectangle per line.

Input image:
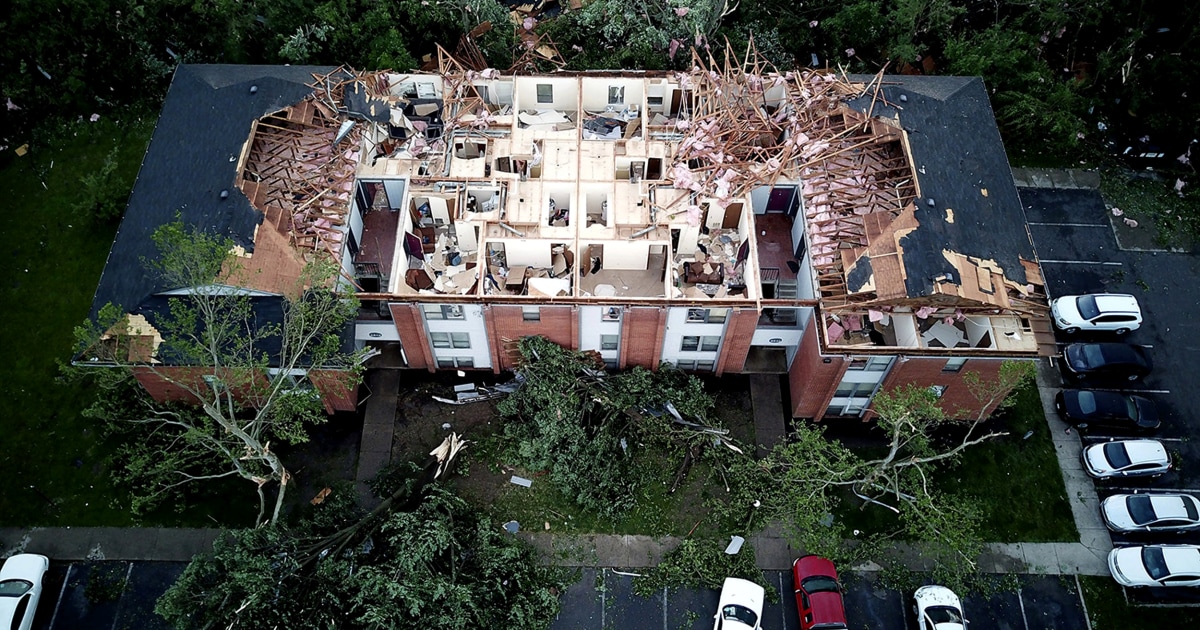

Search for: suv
xmin=1051 ymin=293 xmax=1142 ymax=334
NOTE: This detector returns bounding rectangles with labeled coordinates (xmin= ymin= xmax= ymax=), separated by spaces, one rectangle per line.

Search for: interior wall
xmin=383 ymin=180 xmax=406 ymax=210
xmin=603 ymin=241 xmax=651 ymax=270
xmin=966 ymin=317 xmax=995 ymax=348
xmin=504 ymin=240 xmax=552 ymax=267
xmin=581 ymin=78 xmax=645 ymax=111
xmin=455 ymin=221 xmax=478 ymax=252
xmin=515 ymin=77 xmax=578 ymax=111
xmin=894 ymin=315 xmax=919 ymax=347
xmin=750 ymin=186 xmax=770 ymax=214
xmin=676 ymin=223 xmax=701 ymax=257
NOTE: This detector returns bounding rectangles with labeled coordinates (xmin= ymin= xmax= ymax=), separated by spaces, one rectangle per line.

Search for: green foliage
xmin=74 ymin=147 xmax=128 ymax=224
xmin=156 ymin=484 xmax=570 ymax=630
xmin=634 ymin=538 xmax=772 ymax=599
xmin=1101 ymin=170 xmax=1200 ymax=246
xmin=84 ymin=562 xmax=129 ymax=604
xmin=496 ymin=336 xmax=726 ymax=520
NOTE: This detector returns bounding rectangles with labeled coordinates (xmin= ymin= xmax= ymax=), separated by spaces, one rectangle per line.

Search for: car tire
xmin=1127 ymin=374 xmax=1139 ymax=381
xmin=1064 ymin=327 xmax=1079 ymax=334
xmin=1077 ymin=422 xmax=1088 ymax=430
xmin=1115 ymin=328 xmax=1130 ymax=335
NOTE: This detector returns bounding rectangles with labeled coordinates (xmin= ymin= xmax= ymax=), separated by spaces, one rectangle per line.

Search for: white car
xmin=713 ymin=577 xmax=764 ymax=630
xmin=0 ymin=554 xmax=49 ymax=630
xmin=1101 ymin=493 xmax=1200 ymax=534
xmin=1108 ymin=544 xmax=1200 ymax=587
xmin=1082 ymin=439 xmax=1171 ymax=479
xmin=1051 ymin=293 xmax=1142 ymax=334
xmin=914 ymin=585 xmax=966 ymax=630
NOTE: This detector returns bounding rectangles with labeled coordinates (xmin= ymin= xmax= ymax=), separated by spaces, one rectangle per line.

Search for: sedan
xmin=914 ymin=585 xmax=965 ymax=630
xmin=1102 ymin=493 xmax=1200 ymax=534
xmin=713 ymin=577 xmax=764 ymax=630
xmin=792 ymin=555 xmax=847 ymax=630
xmin=1062 ymin=342 xmax=1152 ymax=381
xmin=1108 ymin=545 xmax=1200 ymax=587
xmin=1082 ymin=439 xmax=1171 ymax=480
xmin=0 ymin=554 xmax=49 ymax=630
xmin=1055 ymin=389 xmax=1159 ymax=432
xmin=1051 ymin=293 xmax=1142 ymax=334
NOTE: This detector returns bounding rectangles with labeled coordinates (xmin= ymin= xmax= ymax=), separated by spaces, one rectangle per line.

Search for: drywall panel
xmin=383 ymin=179 xmax=406 ymax=210
xmin=349 ymin=197 xmax=365 ymax=244
xmin=676 ymin=222 xmax=701 ymax=257
xmin=515 ymin=76 xmax=578 ymax=112
xmin=751 ymin=186 xmax=770 ymax=214
xmin=505 ymin=240 xmax=552 ymax=267
xmin=455 ymin=221 xmax=478 ymax=253
xmin=894 ymin=315 xmax=920 ymax=347
xmin=427 ymin=196 xmax=451 ymax=225
xmin=581 ymin=78 xmax=645 ymax=112
xmin=603 ymin=241 xmax=650 ymax=270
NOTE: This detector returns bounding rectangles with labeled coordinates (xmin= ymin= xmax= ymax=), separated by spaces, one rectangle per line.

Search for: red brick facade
xmin=621 ymin=306 xmax=667 ymax=369
xmin=133 ymin=366 xmax=358 ymax=413
xmin=389 ymin=303 xmax=432 ymax=371
xmin=487 ymin=304 xmax=577 ymax=372
xmin=878 ymin=357 xmax=1008 ymax=419
xmin=310 ymin=369 xmax=360 ymax=413
xmin=787 ymin=323 xmax=848 ymax=418
xmin=715 ymin=308 xmax=758 ymax=375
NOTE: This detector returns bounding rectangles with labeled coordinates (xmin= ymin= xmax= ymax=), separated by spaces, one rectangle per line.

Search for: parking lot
xmin=550 ymin=568 xmax=1090 ymax=629
xmin=1023 ymin=187 xmax=1200 ymax=604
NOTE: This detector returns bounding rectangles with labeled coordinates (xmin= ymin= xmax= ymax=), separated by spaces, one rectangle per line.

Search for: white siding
xmin=661 ymin=307 xmax=727 ymax=368
xmin=424 ymin=304 xmax=492 ymax=369
xmin=578 ymin=305 xmax=623 ymax=363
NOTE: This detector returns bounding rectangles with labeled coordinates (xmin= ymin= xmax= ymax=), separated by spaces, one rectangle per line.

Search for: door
xmin=765 ymin=186 xmax=797 ymax=214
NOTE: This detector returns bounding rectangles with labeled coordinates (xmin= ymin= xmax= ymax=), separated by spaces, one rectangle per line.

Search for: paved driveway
xmin=1022 ymin=187 xmax=1200 ymax=605
xmin=550 ymin=568 xmax=1089 ymax=629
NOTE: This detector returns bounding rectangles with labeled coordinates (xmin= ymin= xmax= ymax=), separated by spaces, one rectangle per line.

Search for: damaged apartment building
xmin=85 ymin=47 xmax=1056 ymax=420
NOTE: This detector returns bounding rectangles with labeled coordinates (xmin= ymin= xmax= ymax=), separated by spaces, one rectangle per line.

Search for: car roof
xmin=1092 ymin=294 xmax=1141 ymax=313
xmin=0 ymin=554 xmax=47 ymax=580
xmin=1145 ymin=495 xmax=1200 ymax=520
xmin=1095 ymin=343 xmax=1149 ymax=363
xmin=1115 ymin=439 xmax=1170 ymax=463
xmin=1159 ymin=545 xmax=1200 ymax=573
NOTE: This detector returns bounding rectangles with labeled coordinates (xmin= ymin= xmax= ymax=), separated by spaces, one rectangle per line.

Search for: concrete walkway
xmin=1012 ymin=167 xmax=1101 ymax=190
xmin=749 ymin=374 xmax=786 ymax=458
xmin=0 ymin=527 xmax=218 ymax=562
xmin=355 ymin=369 xmax=400 ymax=490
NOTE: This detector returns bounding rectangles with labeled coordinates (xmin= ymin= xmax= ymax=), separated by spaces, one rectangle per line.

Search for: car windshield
xmin=1076 ymin=295 xmax=1100 ymax=320
xmin=721 ymin=604 xmax=759 ymax=626
xmin=1077 ymin=391 xmax=1097 ymax=414
xmin=926 ymin=605 xmax=964 ymax=624
xmin=1142 ymin=547 xmax=1169 ymax=580
xmin=0 ymin=579 xmax=32 ymax=597
xmin=1081 ymin=344 xmax=1105 ymax=368
xmin=1103 ymin=443 xmax=1132 ymax=469
xmin=801 ymin=575 xmax=841 ymax=594
xmin=1188 ymin=500 xmax=1200 ymax=522
xmin=1127 ymin=496 xmax=1157 ymax=525
xmin=1126 ymin=397 xmax=1139 ymax=420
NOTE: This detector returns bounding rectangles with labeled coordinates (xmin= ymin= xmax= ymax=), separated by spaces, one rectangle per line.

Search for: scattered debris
xmin=510 ymin=475 xmax=533 ymax=488
xmin=503 ymin=520 xmax=520 ymax=534
xmin=310 ymin=487 xmax=332 ymax=505
xmin=724 ymin=535 xmax=745 ymax=555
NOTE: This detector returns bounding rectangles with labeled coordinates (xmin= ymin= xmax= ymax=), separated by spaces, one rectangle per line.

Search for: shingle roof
xmin=89 ymin=64 xmax=332 ymax=319
xmin=845 ymin=75 xmax=1036 ymax=298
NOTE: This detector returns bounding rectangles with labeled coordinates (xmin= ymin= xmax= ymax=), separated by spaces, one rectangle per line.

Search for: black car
xmin=1055 ymin=389 xmax=1160 ymax=432
xmin=1062 ymin=342 xmax=1152 ymax=381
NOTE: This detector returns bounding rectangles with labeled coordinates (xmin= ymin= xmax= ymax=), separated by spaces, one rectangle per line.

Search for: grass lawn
xmin=1079 ymin=576 xmax=1200 ymax=629
xmin=0 ymin=117 xmax=256 ymax=527
xmin=834 ymin=381 xmax=1078 ymax=543
xmin=940 ymin=382 xmax=1078 ymax=542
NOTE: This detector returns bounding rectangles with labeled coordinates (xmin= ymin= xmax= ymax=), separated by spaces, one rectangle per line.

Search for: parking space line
xmin=109 ymin=562 xmax=135 ymax=630
xmin=600 ymin=569 xmax=606 ymax=630
xmin=1083 ymin=436 xmax=1186 ymax=442
xmin=1017 ymin=587 xmax=1030 ymax=630
xmin=661 ymin=587 xmax=668 ymax=630
xmin=1108 ymin=487 xmax=1200 ymax=493
xmin=900 ymin=590 xmax=911 ymax=630
xmin=1079 ymin=388 xmax=1169 ymax=394
xmin=778 ymin=571 xmax=787 ymax=630
xmin=1040 ymin=259 xmax=1124 ymax=266
xmin=48 ymin=563 xmax=72 ymax=630
xmin=1028 ymin=221 xmax=1110 ymax=228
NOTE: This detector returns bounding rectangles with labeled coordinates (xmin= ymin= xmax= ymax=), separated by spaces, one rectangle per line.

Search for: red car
xmin=792 ymin=555 xmax=848 ymax=630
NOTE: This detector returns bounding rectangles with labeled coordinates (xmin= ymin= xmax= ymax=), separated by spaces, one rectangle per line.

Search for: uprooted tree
xmin=71 ymin=221 xmax=365 ymax=525
xmin=155 ymin=434 xmax=569 ymax=630
xmin=497 ymin=336 xmax=747 ymax=519
xmin=721 ymin=361 xmax=1036 ymax=589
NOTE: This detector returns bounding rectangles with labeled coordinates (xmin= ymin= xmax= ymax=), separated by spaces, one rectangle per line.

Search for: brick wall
xmin=488 ymin=304 xmax=576 ymax=372
xmin=877 ymin=357 xmax=1010 ymax=419
xmin=310 ymin=369 xmax=360 ymax=413
xmin=787 ymin=323 xmax=847 ymax=418
xmin=132 ymin=366 xmax=208 ymax=404
xmin=715 ymin=308 xmax=758 ymax=375
xmin=389 ymin=303 xmax=431 ymax=371
xmin=621 ymin=306 xmax=666 ymax=369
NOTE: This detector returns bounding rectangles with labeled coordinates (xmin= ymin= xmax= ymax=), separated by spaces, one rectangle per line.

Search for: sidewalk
xmin=2 ymin=358 xmax=1111 ymax=577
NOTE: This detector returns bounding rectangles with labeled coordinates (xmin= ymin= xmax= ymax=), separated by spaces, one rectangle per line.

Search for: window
xmin=536 ymin=84 xmax=553 ymax=103
xmin=697 ymin=360 xmax=715 ymax=371
xmin=943 ymin=357 xmax=967 ymax=373
xmin=602 ymin=307 xmax=622 ymax=321
xmin=848 ymin=356 xmax=891 ymax=371
xmin=676 ymin=360 xmax=697 ymax=370
xmin=437 ymin=357 xmax=453 ymax=368
xmin=929 ymin=385 xmax=947 ymax=398
xmin=601 ymin=334 xmax=619 ymax=351
xmin=682 ymin=335 xmax=720 ymax=352
xmin=431 ymin=332 xmax=450 ymax=348
xmin=433 ymin=332 xmax=469 ymax=349
xmin=451 ymin=332 xmax=470 ymax=348
xmin=522 ymin=306 xmax=541 ymax=321
xmin=423 ymin=304 xmax=464 ymax=320
xmin=608 ymin=86 xmax=624 ymax=105
xmin=437 ymin=357 xmax=474 ymax=368
xmin=686 ymin=308 xmax=728 ymax=324
xmin=834 ymin=381 xmax=875 ymax=398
